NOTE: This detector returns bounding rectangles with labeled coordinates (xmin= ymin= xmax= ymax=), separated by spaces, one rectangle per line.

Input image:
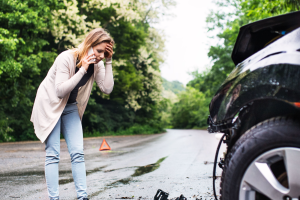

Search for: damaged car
xmin=208 ymin=11 xmax=300 ymax=200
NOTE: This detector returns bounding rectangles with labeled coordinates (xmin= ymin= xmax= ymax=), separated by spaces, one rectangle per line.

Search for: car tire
xmin=220 ymin=116 xmax=300 ymax=200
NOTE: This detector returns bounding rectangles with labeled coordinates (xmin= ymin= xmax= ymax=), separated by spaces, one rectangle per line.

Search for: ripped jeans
xmin=45 ymin=103 xmax=87 ymax=200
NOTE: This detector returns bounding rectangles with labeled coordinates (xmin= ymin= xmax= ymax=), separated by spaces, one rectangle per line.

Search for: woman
xmin=30 ymin=28 xmax=114 ymax=200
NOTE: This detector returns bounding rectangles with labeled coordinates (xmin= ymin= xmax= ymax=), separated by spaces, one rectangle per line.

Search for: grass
xmin=83 ymin=124 xmax=165 ymax=138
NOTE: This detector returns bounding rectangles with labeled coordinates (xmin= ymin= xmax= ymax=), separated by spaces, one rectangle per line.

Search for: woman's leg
xmin=45 ymin=117 xmax=61 ymax=200
xmin=61 ymin=104 xmax=88 ymax=200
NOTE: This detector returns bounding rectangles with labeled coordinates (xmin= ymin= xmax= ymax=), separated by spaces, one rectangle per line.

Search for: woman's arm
xmin=55 ymin=53 xmax=87 ymax=99
xmin=95 ymin=58 xmax=114 ymax=94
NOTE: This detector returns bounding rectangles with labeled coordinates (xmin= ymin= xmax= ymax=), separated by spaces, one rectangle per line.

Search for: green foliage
xmin=192 ymin=0 xmax=300 ymax=98
xmin=83 ymin=124 xmax=164 ymax=138
xmin=76 ymin=1 xmax=172 ymax=134
xmin=171 ymin=87 xmax=210 ymax=129
xmin=179 ymin=0 xmax=300 ymax=129
xmin=157 ymin=97 xmax=174 ymax=128
xmin=159 ymin=78 xmax=185 ymax=128
xmin=0 ymin=0 xmax=59 ymax=141
xmin=0 ymin=0 xmax=175 ymax=142
xmin=162 ymin=78 xmax=185 ymax=94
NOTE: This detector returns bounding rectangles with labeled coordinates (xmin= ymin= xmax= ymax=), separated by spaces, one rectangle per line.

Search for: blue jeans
xmin=45 ymin=103 xmax=88 ymax=200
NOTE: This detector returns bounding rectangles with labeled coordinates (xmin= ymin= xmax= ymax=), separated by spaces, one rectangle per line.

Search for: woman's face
xmin=93 ymin=42 xmax=108 ymax=63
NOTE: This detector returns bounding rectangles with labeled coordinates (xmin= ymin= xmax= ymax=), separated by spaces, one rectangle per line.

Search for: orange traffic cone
xmin=99 ymin=139 xmax=111 ymax=151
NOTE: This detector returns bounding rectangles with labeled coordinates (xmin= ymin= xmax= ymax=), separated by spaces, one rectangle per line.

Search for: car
xmin=207 ymin=11 xmax=300 ymax=200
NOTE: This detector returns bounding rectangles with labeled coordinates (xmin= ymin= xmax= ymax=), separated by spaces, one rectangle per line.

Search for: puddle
xmin=86 ymin=165 xmax=107 ymax=176
xmin=107 ymin=178 xmax=138 ymax=188
xmin=0 ymin=171 xmax=45 ymax=177
xmin=132 ymin=157 xmax=167 ymax=177
xmin=3 ymin=156 xmax=169 ymax=198
xmin=59 ymin=178 xmax=73 ymax=185
xmin=0 ymin=169 xmax=74 ymax=177
xmin=58 ymin=165 xmax=107 ymax=185
xmin=89 ymin=156 xmax=168 ymax=198
xmin=116 ymin=178 xmax=132 ymax=185
xmin=2 ymin=164 xmax=109 ymax=186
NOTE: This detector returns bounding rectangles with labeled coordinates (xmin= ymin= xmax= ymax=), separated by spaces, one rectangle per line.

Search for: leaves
xmin=0 ymin=0 xmax=175 ymax=141
xmin=176 ymin=0 xmax=300 ymax=129
xmin=171 ymin=87 xmax=210 ymax=129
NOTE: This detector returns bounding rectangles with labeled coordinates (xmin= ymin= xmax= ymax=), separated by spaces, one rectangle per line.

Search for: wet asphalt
xmin=0 ymin=129 xmax=225 ymax=200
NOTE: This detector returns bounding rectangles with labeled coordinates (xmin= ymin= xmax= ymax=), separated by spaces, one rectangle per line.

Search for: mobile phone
xmin=88 ymin=47 xmax=96 ymax=62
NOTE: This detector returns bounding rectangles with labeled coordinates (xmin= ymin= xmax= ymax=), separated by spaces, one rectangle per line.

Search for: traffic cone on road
xmin=99 ymin=139 xmax=111 ymax=151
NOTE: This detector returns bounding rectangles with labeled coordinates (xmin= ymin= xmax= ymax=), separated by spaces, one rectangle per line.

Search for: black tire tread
xmin=219 ymin=116 xmax=300 ymax=200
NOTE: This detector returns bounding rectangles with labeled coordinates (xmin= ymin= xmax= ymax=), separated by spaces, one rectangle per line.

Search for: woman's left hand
xmin=105 ymin=42 xmax=114 ymax=59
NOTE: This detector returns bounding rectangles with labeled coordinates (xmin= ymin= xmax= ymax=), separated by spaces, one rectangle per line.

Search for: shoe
xmin=83 ymin=198 xmax=89 ymax=200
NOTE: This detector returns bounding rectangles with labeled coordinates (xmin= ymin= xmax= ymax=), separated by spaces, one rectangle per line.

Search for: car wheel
xmin=220 ymin=116 xmax=300 ymax=200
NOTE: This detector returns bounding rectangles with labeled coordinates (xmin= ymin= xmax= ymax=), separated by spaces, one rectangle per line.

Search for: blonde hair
xmin=72 ymin=28 xmax=114 ymax=67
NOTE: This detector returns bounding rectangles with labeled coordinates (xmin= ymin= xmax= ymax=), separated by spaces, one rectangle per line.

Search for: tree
xmin=183 ymin=0 xmax=300 ymax=129
xmin=0 ymin=0 xmax=60 ymax=141
xmin=171 ymin=87 xmax=209 ymax=129
xmin=189 ymin=0 xmax=300 ymax=97
xmin=0 ymin=0 xmax=176 ymax=141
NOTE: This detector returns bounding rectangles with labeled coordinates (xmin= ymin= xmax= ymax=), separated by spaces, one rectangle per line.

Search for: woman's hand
xmin=104 ymin=42 xmax=114 ymax=59
xmin=81 ymin=53 xmax=96 ymax=71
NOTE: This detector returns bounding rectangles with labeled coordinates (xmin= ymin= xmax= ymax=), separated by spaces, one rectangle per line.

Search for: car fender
xmin=209 ymin=59 xmax=300 ymax=125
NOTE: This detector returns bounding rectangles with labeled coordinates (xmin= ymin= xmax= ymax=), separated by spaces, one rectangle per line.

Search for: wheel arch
xmin=228 ymin=99 xmax=300 ymax=151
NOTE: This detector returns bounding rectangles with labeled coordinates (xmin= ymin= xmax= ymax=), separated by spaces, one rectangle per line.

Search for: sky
xmin=155 ymin=0 xmax=216 ymax=86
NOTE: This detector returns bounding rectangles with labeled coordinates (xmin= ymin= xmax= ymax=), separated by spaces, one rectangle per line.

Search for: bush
xmin=170 ymin=87 xmax=210 ymax=129
xmin=83 ymin=124 xmax=165 ymax=137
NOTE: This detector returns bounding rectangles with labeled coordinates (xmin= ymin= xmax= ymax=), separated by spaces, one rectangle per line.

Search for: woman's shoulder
xmin=57 ymin=50 xmax=76 ymax=59
xmin=54 ymin=50 xmax=76 ymax=64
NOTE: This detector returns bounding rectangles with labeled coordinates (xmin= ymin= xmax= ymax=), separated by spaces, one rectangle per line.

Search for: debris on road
xmin=154 ymin=189 xmax=168 ymax=200
xmin=154 ymin=189 xmax=187 ymax=200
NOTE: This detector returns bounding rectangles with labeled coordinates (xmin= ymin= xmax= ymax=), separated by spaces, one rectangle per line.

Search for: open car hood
xmin=232 ymin=11 xmax=300 ymax=65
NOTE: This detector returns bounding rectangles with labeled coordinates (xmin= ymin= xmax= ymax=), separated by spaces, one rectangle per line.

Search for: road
xmin=0 ymin=129 xmax=225 ymax=200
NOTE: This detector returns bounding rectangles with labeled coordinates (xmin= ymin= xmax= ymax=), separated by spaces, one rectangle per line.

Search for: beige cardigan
xmin=30 ymin=50 xmax=114 ymax=143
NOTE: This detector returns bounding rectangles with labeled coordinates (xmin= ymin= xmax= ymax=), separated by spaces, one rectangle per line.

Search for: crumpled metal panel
xmin=209 ymin=27 xmax=300 ymax=124
xmin=232 ymin=11 xmax=300 ymax=65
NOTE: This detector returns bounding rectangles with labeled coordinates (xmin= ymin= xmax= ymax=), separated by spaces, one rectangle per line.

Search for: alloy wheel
xmin=239 ymin=147 xmax=300 ymax=200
